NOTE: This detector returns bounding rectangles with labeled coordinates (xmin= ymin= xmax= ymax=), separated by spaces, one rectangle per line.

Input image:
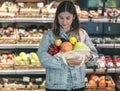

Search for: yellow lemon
xmin=55 ymin=39 xmax=62 ymax=46
xmin=69 ymin=37 xmax=77 ymax=45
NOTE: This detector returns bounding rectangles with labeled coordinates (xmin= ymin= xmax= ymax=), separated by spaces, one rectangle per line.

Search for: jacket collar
xmin=59 ymin=26 xmax=69 ymax=40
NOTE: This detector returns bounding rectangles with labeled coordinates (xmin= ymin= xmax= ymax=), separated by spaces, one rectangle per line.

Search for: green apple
xmin=30 ymin=52 xmax=39 ymax=61
xmin=19 ymin=52 xmax=26 ymax=57
xmin=73 ymin=42 xmax=90 ymax=51
xmin=30 ymin=58 xmax=36 ymax=63
xmin=21 ymin=55 xmax=29 ymax=61
xmin=15 ymin=56 xmax=22 ymax=62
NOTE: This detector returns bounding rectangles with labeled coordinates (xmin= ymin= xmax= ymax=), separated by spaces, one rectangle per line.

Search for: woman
xmin=37 ymin=1 xmax=98 ymax=91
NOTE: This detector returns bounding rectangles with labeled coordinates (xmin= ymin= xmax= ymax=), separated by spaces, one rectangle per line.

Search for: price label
xmin=27 ymin=53 xmax=32 ymax=58
xmin=18 ymin=29 xmax=25 ymax=35
xmin=18 ymin=2 xmax=24 ymax=7
xmin=85 ymin=77 xmax=88 ymax=82
xmin=37 ymin=3 xmax=44 ymax=8
xmin=35 ymin=77 xmax=42 ymax=82
xmin=2 ymin=78 xmax=9 ymax=83
xmin=32 ymin=29 xmax=37 ymax=32
xmin=23 ymin=76 xmax=30 ymax=82
xmin=5 ymin=1 xmax=11 ymax=7
xmin=0 ymin=56 xmax=2 ymax=60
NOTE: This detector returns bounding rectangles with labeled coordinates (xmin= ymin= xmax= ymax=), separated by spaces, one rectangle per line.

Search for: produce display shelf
xmin=15 ymin=0 xmax=45 ymax=2
xmin=0 ymin=44 xmax=39 ymax=49
xmin=0 ymin=68 xmax=118 ymax=75
xmin=86 ymin=68 xmax=116 ymax=74
xmin=15 ymin=44 xmax=39 ymax=49
xmin=0 ymin=18 xmax=119 ymax=23
xmin=0 ymin=18 xmax=15 ymax=22
xmin=0 ymin=69 xmax=46 ymax=75
xmin=0 ymin=44 xmax=120 ymax=49
xmin=0 ymin=70 xmax=17 ymax=75
xmin=96 ymin=44 xmax=115 ymax=48
xmin=16 ymin=69 xmax=46 ymax=75
xmin=114 ymin=44 xmax=120 ymax=48
xmin=107 ymin=68 xmax=116 ymax=73
xmin=0 ymin=44 xmax=16 ymax=49
xmin=115 ymin=68 xmax=120 ymax=73
xmin=15 ymin=18 xmax=54 ymax=23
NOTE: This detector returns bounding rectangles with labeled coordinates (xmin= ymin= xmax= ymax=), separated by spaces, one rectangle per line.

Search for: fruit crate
xmin=15 ymin=11 xmax=42 ymax=18
xmin=0 ymin=28 xmax=19 ymax=44
xmin=0 ymin=79 xmax=45 ymax=91
xmin=15 ymin=0 xmax=45 ymax=2
xmin=17 ymin=37 xmax=41 ymax=44
xmin=85 ymin=75 xmax=115 ymax=91
xmin=0 ymin=50 xmax=14 ymax=70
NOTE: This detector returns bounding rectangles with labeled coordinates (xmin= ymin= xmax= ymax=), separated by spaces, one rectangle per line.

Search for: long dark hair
xmin=52 ymin=0 xmax=80 ymax=37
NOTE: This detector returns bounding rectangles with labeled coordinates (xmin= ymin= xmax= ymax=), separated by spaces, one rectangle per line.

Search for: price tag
xmin=18 ymin=2 xmax=24 ymax=7
xmin=2 ymin=78 xmax=8 ymax=83
xmin=85 ymin=77 xmax=88 ymax=82
xmin=32 ymin=29 xmax=37 ymax=32
xmin=5 ymin=1 xmax=11 ymax=7
xmin=0 ymin=56 xmax=2 ymax=60
xmin=23 ymin=76 xmax=30 ymax=82
xmin=35 ymin=77 xmax=42 ymax=82
xmin=27 ymin=53 xmax=32 ymax=59
xmin=37 ymin=2 xmax=44 ymax=8
xmin=18 ymin=29 xmax=25 ymax=35
xmin=94 ymin=77 xmax=100 ymax=82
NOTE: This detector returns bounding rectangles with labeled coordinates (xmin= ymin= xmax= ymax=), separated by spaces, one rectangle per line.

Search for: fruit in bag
xmin=60 ymin=42 xmax=73 ymax=52
xmin=73 ymin=42 xmax=90 ymax=51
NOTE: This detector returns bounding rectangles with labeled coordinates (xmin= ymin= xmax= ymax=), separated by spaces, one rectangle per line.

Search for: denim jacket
xmin=37 ymin=28 xmax=98 ymax=90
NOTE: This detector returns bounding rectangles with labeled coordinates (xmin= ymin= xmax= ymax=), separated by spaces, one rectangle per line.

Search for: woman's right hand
xmin=67 ymin=56 xmax=81 ymax=66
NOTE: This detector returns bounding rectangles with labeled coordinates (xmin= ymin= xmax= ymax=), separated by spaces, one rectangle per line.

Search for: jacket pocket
xmin=46 ymin=69 xmax=65 ymax=85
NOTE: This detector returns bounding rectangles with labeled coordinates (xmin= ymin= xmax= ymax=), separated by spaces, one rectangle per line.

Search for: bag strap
xmin=78 ymin=28 xmax=86 ymax=42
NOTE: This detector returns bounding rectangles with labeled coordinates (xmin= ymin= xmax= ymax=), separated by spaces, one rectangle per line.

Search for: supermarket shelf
xmin=0 ymin=70 xmax=17 ymax=75
xmin=96 ymin=44 xmax=115 ymax=48
xmin=0 ymin=18 xmax=15 ymax=22
xmin=15 ymin=18 xmax=54 ymax=23
xmin=0 ymin=68 xmax=118 ymax=75
xmin=16 ymin=69 xmax=46 ymax=75
xmin=0 ymin=44 xmax=39 ymax=49
xmin=0 ymin=17 xmax=120 ymax=23
xmin=0 ymin=43 xmax=119 ymax=49
xmin=115 ymin=44 xmax=120 ymax=48
xmin=0 ymin=44 xmax=16 ymax=49
xmin=15 ymin=44 xmax=39 ymax=49
xmin=15 ymin=0 xmax=45 ymax=2
xmin=86 ymin=68 xmax=116 ymax=74
xmin=14 ymin=18 xmax=120 ymax=23
xmin=0 ymin=69 xmax=46 ymax=75
xmin=115 ymin=68 xmax=120 ymax=73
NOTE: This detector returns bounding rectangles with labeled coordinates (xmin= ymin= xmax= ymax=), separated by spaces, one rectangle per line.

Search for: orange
xmin=90 ymin=75 xmax=99 ymax=80
xmin=88 ymin=79 xmax=97 ymax=85
xmin=60 ymin=42 xmax=72 ymax=52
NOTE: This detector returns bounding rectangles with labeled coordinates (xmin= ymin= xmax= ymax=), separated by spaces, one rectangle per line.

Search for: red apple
xmin=6 ymin=58 xmax=13 ymax=63
xmin=7 ymin=54 xmax=13 ymax=59
xmin=118 ymin=58 xmax=120 ymax=62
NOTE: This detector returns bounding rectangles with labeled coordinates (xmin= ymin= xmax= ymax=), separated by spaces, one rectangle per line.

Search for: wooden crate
xmin=0 ymin=29 xmax=19 ymax=44
xmin=17 ymin=37 xmax=41 ymax=44
xmin=15 ymin=0 xmax=45 ymax=2
xmin=85 ymin=75 xmax=115 ymax=91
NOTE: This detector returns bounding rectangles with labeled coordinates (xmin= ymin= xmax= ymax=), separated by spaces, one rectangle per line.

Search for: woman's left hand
xmin=85 ymin=51 xmax=93 ymax=63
